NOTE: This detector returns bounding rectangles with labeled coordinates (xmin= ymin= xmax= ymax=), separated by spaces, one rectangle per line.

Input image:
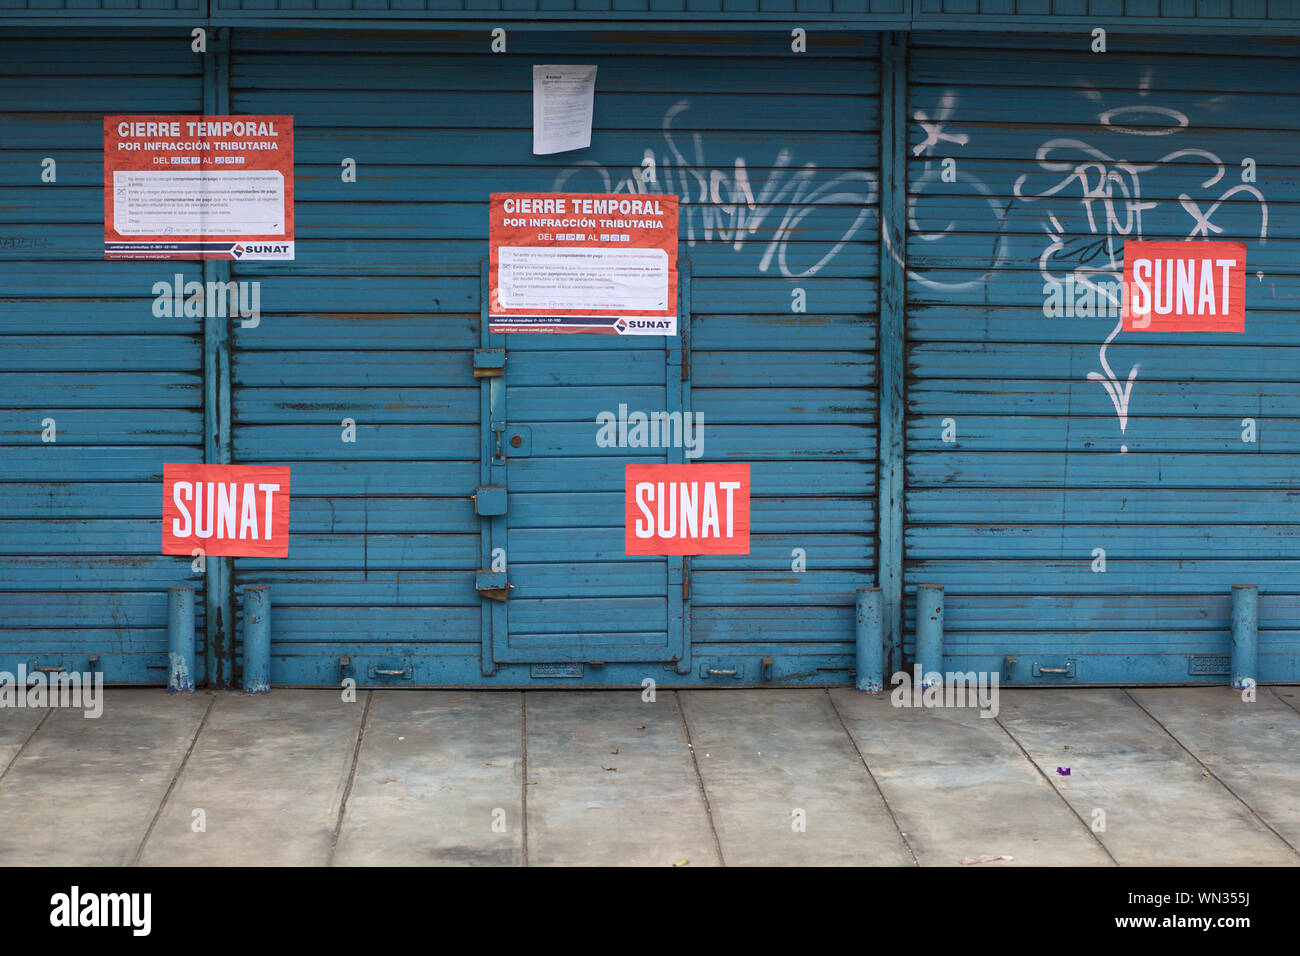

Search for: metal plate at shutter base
xmin=1188 ymin=656 xmax=1231 ymax=676
xmin=531 ymin=663 xmax=583 ymax=678
xmin=368 ymin=662 xmax=414 ymax=680
xmin=699 ymin=661 xmax=744 ymax=680
xmin=1031 ymin=659 xmax=1077 ymax=679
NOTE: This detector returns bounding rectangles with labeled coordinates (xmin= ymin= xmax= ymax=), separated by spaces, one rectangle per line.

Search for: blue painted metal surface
xmin=1230 ymin=585 xmax=1258 ymax=690
xmin=167 ymin=586 xmax=197 ymax=693
xmin=904 ymin=32 xmax=1300 ymax=683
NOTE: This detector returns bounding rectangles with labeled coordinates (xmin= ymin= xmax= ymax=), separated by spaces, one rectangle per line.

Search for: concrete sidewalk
xmin=0 ymin=686 xmax=1296 ymax=866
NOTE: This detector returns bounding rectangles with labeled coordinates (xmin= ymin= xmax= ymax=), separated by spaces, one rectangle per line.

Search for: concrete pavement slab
xmin=0 ymin=705 xmax=49 ymax=772
xmin=829 ymin=689 xmax=1112 ymax=866
xmin=1271 ymin=686 xmax=1300 ymax=716
xmin=681 ymin=689 xmax=913 ymax=865
xmin=996 ymin=689 xmax=1297 ymax=866
xmin=332 ymin=691 xmax=523 ymax=866
xmin=138 ymin=690 xmax=362 ymax=867
xmin=1128 ymin=687 xmax=1300 ymax=853
xmin=1 ymin=686 xmax=1296 ymax=866
xmin=0 ymin=689 xmax=209 ymax=866
xmin=523 ymin=690 xmax=720 ymax=866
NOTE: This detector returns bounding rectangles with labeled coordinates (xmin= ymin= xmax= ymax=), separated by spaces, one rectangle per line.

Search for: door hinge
xmin=472 ymin=485 xmax=508 ymax=516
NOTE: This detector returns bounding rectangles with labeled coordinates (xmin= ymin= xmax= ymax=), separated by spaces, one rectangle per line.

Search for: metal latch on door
xmin=473 ymin=348 xmax=506 ymax=378
xmin=490 ymin=423 xmax=532 ymax=462
xmin=475 ymin=570 xmax=513 ymax=602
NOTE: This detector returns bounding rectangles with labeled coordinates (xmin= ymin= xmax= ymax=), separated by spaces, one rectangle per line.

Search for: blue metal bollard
xmin=167 ymin=586 xmax=196 ymax=693
xmin=243 ymin=585 xmax=272 ymax=694
xmin=1230 ymin=585 xmax=1258 ymax=691
xmin=915 ymin=584 xmax=944 ymax=689
xmin=855 ymin=588 xmax=885 ymax=692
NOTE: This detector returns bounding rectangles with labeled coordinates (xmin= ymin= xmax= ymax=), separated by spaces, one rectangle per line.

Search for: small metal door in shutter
xmin=482 ymin=275 xmax=690 ymax=675
xmin=0 ymin=30 xmax=207 ymax=683
xmin=905 ymin=33 xmax=1300 ymax=684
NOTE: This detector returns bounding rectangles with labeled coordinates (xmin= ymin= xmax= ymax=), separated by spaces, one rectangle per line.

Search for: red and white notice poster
xmin=625 ymin=464 xmax=750 ymax=556
xmin=104 ymin=115 xmax=294 ymax=260
xmin=489 ymin=192 xmax=678 ymax=334
xmin=1123 ymin=240 xmax=1246 ymax=333
xmin=162 ymin=463 xmax=291 ymax=558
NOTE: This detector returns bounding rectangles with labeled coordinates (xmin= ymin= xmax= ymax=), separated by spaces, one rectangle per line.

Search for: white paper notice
xmin=533 ymin=65 xmax=597 ymax=156
xmin=498 ymin=246 xmax=669 ymax=313
xmin=112 ymin=170 xmax=286 ymax=236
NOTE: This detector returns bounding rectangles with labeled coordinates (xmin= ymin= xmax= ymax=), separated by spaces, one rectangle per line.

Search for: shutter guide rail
xmin=203 ymin=27 xmax=234 ymax=687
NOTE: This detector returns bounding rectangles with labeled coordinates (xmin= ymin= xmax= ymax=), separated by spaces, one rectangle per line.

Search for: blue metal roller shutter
xmin=226 ymin=29 xmax=880 ymax=686
xmin=905 ymin=32 xmax=1300 ymax=684
xmin=0 ymin=30 xmax=207 ymax=683
xmin=228 ymin=30 xmax=484 ymax=686
xmin=680 ymin=35 xmax=880 ymax=684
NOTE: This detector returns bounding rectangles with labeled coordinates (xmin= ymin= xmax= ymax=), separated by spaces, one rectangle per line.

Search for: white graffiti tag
xmin=912 ymin=91 xmax=970 ymax=157
xmin=552 ymin=100 xmax=876 ymax=279
xmin=1014 ymin=108 xmax=1268 ymax=449
xmin=907 ymin=90 xmax=1011 ymax=291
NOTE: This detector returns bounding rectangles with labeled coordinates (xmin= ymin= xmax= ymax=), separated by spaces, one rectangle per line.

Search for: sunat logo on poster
xmin=162 ymin=463 xmax=291 ymax=558
xmin=625 ymin=464 xmax=750 ymax=556
xmin=1122 ymin=240 xmax=1246 ymax=333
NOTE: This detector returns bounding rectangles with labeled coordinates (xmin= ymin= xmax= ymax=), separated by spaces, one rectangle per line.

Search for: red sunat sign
xmin=1122 ymin=240 xmax=1246 ymax=333
xmin=162 ymin=463 xmax=291 ymax=558
xmin=625 ymin=464 xmax=750 ymax=556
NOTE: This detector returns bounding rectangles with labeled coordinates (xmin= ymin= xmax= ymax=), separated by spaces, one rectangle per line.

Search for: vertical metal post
xmin=242 ymin=585 xmax=271 ymax=694
xmin=876 ymin=32 xmax=908 ymax=677
xmin=167 ymin=586 xmax=196 ymax=693
xmin=203 ymin=28 xmax=234 ymax=686
xmin=855 ymin=587 xmax=884 ymax=691
xmin=915 ymin=584 xmax=944 ymax=687
xmin=1230 ymin=585 xmax=1258 ymax=690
